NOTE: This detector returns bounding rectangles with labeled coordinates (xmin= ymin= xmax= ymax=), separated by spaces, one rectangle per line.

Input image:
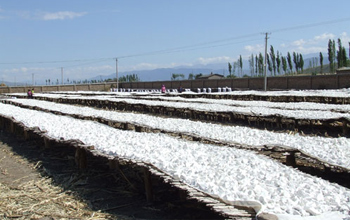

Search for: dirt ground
xmin=0 ymin=129 xmax=224 ymax=220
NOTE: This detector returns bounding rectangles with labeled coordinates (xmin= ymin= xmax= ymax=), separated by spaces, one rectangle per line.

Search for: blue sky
xmin=1 ymin=0 xmax=350 ymax=84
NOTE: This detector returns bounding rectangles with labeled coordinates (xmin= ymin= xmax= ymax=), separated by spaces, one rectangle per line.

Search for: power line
xmin=62 ymin=58 xmax=112 ymax=68
xmin=0 ymin=37 xmax=261 ymax=69
xmin=117 ymin=37 xmax=262 ymax=60
xmin=270 ymin=17 xmax=350 ymax=33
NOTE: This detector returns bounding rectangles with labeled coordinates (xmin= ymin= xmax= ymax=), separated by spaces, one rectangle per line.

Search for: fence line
xmin=1 ymin=74 xmax=350 ymax=94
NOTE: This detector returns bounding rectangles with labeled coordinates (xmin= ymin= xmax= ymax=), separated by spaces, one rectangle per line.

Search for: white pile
xmin=139 ymin=95 xmax=350 ymax=113
xmin=48 ymin=88 xmax=350 ymax=98
xmin=0 ymin=102 xmax=349 ymax=219
xmin=21 ymin=92 xmax=350 ymax=120
xmin=9 ymin=99 xmax=350 ymax=169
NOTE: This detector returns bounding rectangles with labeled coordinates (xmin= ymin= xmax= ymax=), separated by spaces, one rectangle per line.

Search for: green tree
xmin=228 ymin=62 xmax=232 ymax=77
xmin=336 ymin=38 xmax=348 ymax=68
xmin=255 ymin=55 xmax=258 ymax=76
xmin=276 ymin=51 xmax=281 ymax=75
xmin=270 ymin=45 xmax=276 ymax=76
xmin=188 ymin=73 xmax=195 ymax=80
xmin=328 ymin=39 xmax=334 ymax=73
xmin=333 ymin=39 xmax=336 ymax=70
xmin=282 ymin=56 xmax=287 ymax=74
xmin=337 ymin=38 xmax=344 ymax=68
xmin=171 ymin=73 xmax=185 ymax=80
xmin=267 ymin=54 xmax=272 ymax=74
xmin=195 ymin=73 xmax=203 ymax=79
xmin=293 ymin=52 xmax=298 ymax=74
xmin=287 ymin=52 xmax=293 ymax=73
xmin=258 ymin=53 xmax=264 ymax=76
xmin=299 ymin=54 xmax=304 ymax=73
xmin=341 ymin=46 xmax=348 ymax=67
xmin=319 ymin=52 xmax=324 ymax=74
xmin=119 ymin=74 xmax=140 ymax=82
xmin=249 ymin=54 xmax=254 ymax=76
xmin=239 ymin=55 xmax=243 ymax=77
xmin=233 ymin=61 xmax=239 ymax=76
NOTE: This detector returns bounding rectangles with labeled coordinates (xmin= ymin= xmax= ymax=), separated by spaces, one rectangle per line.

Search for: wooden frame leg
xmin=75 ymin=147 xmax=87 ymax=169
xmin=143 ymin=168 xmax=153 ymax=203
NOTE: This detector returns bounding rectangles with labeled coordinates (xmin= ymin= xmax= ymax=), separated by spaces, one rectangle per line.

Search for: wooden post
xmin=124 ymin=123 xmax=131 ymax=130
xmin=135 ymin=125 xmax=142 ymax=132
xmin=285 ymin=152 xmax=296 ymax=167
xmin=343 ymin=119 xmax=349 ymax=135
xmin=75 ymin=147 xmax=87 ymax=169
xmin=9 ymin=121 xmax=15 ymax=133
xmin=276 ymin=116 xmax=282 ymax=129
xmin=143 ymin=168 xmax=153 ymax=203
xmin=44 ymin=137 xmax=51 ymax=148
xmin=23 ymin=129 xmax=29 ymax=140
xmin=178 ymin=189 xmax=187 ymax=202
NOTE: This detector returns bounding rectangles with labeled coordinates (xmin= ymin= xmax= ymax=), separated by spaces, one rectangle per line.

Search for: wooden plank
xmin=143 ymin=168 xmax=153 ymax=203
xmin=75 ymin=147 xmax=87 ymax=169
xmin=197 ymin=197 xmax=220 ymax=204
xmin=44 ymin=136 xmax=51 ymax=148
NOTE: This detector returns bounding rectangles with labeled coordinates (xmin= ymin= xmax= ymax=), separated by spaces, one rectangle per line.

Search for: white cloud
xmin=40 ymin=11 xmax=87 ymax=20
xmin=280 ymin=43 xmax=287 ymax=48
xmin=197 ymin=56 xmax=231 ymax=65
xmin=294 ymin=46 xmax=327 ymax=54
xmin=17 ymin=10 xmax=87 ymax=20
xmin=244 ymin=44 xmax=264 ymax=53
xmin=129 ymin=62 xmax=161 ymax=71
xmin=20 ymin=67 xmax=29 ymax=72
xmin=84 ymin=65 xmax=113 ymax=72
xmin=277 ymin=32 xmax=348 ymax=55
xmin=313 ymin=33 xmax=335 ymax=42
xmin=292 ymin=39 xmax=306 ymax=47
xmin=120 ymin=61 xmax=195 ymax=72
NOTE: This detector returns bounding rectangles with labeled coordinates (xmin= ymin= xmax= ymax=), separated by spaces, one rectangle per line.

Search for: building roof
xmin=197 ymin=73 xmax=225 ymax=79
xmin=336 ymin=67 xmax=350 ymax=75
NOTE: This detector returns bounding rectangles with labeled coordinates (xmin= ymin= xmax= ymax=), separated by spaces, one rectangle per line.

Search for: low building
xmin=197 ymin=73 xmax=225 ymax=80
xmin=336 ymin=67 xmax=350 ymax=75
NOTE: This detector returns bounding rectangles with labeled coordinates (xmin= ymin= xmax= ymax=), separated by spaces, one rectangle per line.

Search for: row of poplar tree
xmin=228 ymin=38 xmax=349 ymax=77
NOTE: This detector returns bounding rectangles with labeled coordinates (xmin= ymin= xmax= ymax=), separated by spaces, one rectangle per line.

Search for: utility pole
xmin=116 ymin=58 xmax=119 ymax=91
xmin=61 ymin=67 xmax=63 ymax=85
xmin=263 ymin=32 xmax=270 ymax=91
xmin=32 ymin=73 xmax=34 ymax=86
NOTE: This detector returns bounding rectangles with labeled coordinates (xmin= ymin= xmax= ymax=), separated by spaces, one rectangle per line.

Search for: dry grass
xmin=0 ymin=177 xmax=115 ymax=219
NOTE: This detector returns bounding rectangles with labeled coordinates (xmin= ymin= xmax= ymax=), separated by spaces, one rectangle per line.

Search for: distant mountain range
xmin=95 ymin=66 xmax=230 ymax=82
xmin=2 ymin=53 xmax=332 ymax=86
xmin=94 ymin=53 xmax=331 ymax=82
